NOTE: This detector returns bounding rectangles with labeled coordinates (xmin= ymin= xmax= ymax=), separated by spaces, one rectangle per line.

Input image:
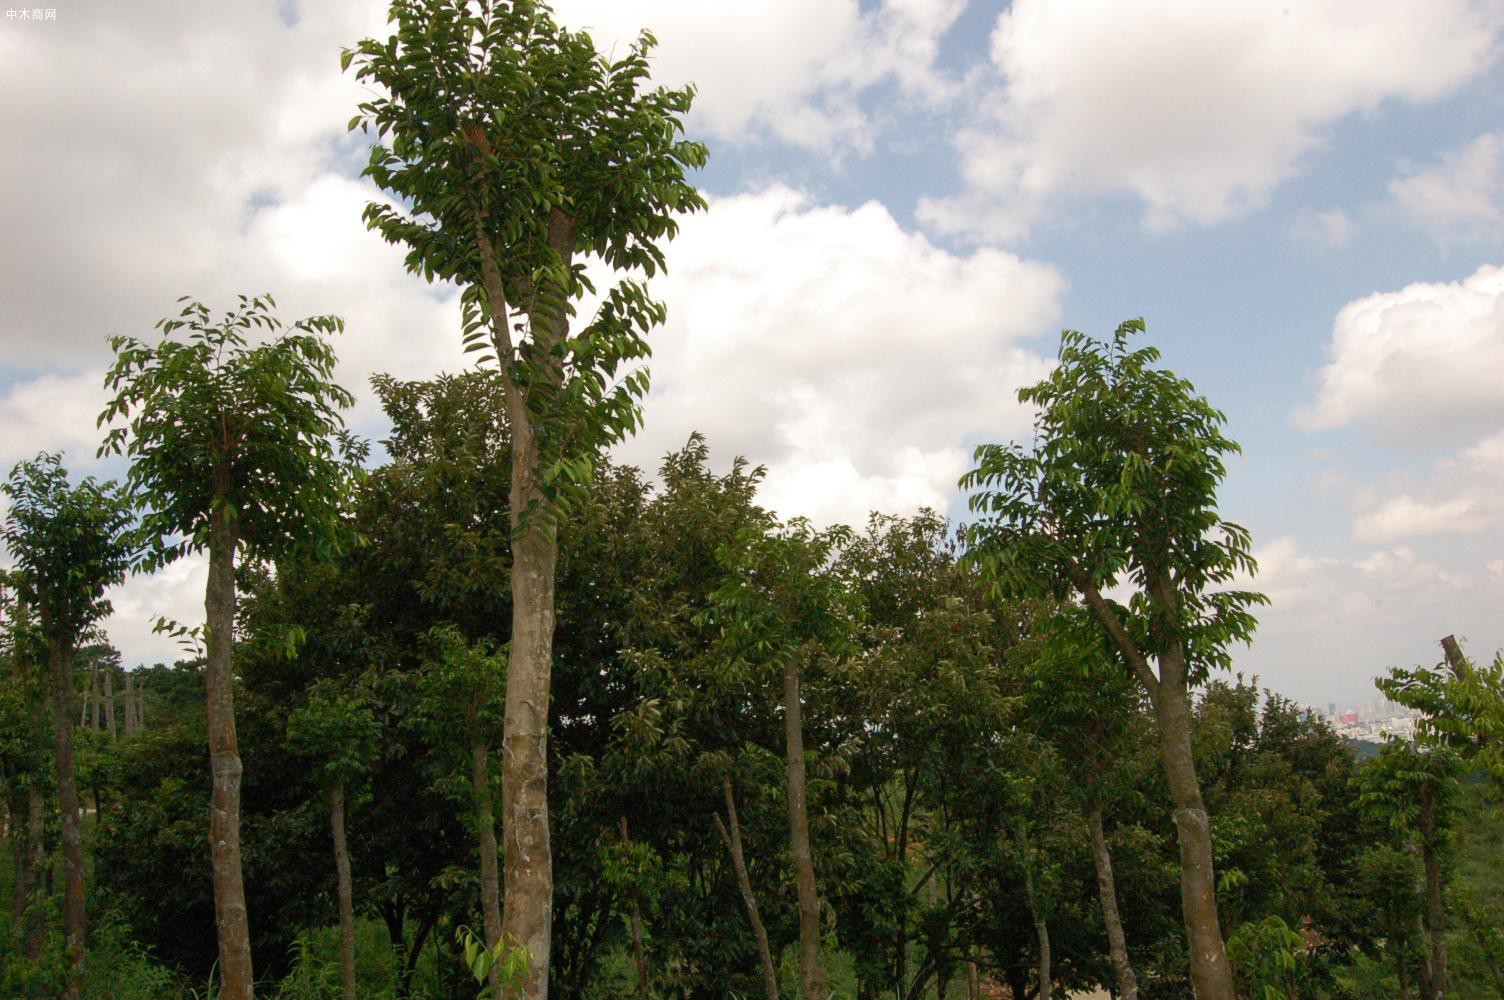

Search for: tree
xmin=1024 ymin=610 xmax=1144 ymax=1000
xmin=99 ymin=294 xmax=356 ymax=1000
xmin=415 ymin=626 xmax=512 ymax=1000
xmin=0 ymin=582 xmax=52 ymax=964
xmin=1355 ymin=739 xmax=1460 ymax=1000
xmin=1381 ymin=635 xmax=1504 ymax=790
xmin=286 ymin=678 xmax=379 ymax=1000
xmin=2 ymin=453 xmax=134 ymax=999
xmin=709 ymin=518 xmax=855 ymax=1000
xmin=347 ymin=5 xmax=706 ymax=991
xmin=962 ymin=320 xmax=1265 ymax=1000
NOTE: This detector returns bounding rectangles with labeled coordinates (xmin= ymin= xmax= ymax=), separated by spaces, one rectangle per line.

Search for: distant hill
xmin=1347 ymin=738 xmax=1383 ymax=761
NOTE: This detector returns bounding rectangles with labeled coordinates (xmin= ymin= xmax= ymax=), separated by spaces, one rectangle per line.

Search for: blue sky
xmin=2 ymin=1 xmax=1502 ymax=706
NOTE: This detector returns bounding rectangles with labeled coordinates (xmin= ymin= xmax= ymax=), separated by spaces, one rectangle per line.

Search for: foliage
xmin=98 ymin=293 xmax=358 ymax=571
xmin=2 ymin=453 xmax=134 ymax=650
xmin=1226 ymin=915 xmax=1302 ymax=1000
xmin=961 ymin=319 xmax=1265 ymax=685
xmin=346 ymin=0 xmax=707 ymax=516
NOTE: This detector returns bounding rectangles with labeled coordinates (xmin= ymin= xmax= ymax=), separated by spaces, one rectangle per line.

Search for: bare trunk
xmin=46 ymin=641 xmax=88 ymax=998
xmin=10 ymin=785 xmax=45 ymax=959
xmin=103 ymin=667 xmax=117 ymax=739
xmin=1087 ymin=804 xmax=1139 ymax=1000
xmin=714 ymin=774 xmax=780 ymax=1000
xmin=206 ymin=508 xmax=254 ymax=999
xmin=123 ymin=671 xmax=136 ymax=737
xmin=782 ymin=660 xmax=827 ymax=1000
xmin=330 ymin=782 xmax=357 ymax=1000
xmin=474 ymin=736 xmax=505 ymax=1000
xmin=966 ymin=954 xmax=981 ymax=1000
xmin=1418 ymin=785 xmax=1448 ymax=1000
xmin=493 ymin=207 xmax=579 ymax=1000
xmin=1015 ymin=823 xmax=1051 ymax=999
xmin=89 ymin=661 xmax=100 ymax=731
xmin=618 ymin=817 xmax=648 ymax=995
xmin=1153 ymin=655 xmax=1234 ymax=1000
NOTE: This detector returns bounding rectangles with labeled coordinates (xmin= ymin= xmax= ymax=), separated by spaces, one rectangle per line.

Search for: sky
xmin=1 ymin=0 xmax=1502 ymax=708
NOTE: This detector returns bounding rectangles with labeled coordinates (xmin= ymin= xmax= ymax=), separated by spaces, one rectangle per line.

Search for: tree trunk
xmin=782 ymin=660 xmax=827 ymax=1000
xmin=330 ymin=782 xmax=357 ymax=1000
xmin=618 ymin=817 xmax=648 ymax=995
xmin=103 ymin=667 xmax=117 ymax=739
xmin=10 ymin=785 xmax=45 ymax=960
xmin=714 ymin=774 xmax=780 ymax=1000
xmin=493 ymin=207 xmax=579 ymax=1000
xmin=1418 ymin=785 xmax=1448 ymax=1000
xmin=205 ymin=508 xmax=254 ymax=999
xmin=1086 ymin=804 xmax=1139 ymax=1000
xmin=1152 ymin=658 xmax=1235 ymax=1000
xmin=473 ymin=735 xmax=505 ymax=1000
xmin=966 ymin=953 xmax=981 ymax=1000
xmin=122 ymin=671 xmax=136 ymax=737
xmin=1015 ymin=823 xmax=1051 ymax=1000
xmin=89 ymin=660 xmax=100 ymax=731
xmin=49 ymin=641 xmax=87 ymax=998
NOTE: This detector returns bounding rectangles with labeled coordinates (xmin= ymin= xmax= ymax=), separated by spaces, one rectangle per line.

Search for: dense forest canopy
xmin=2 ymin=3 xmax=1503 ymax=1000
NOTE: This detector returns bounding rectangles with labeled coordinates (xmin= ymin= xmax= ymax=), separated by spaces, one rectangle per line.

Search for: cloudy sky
xmin=2 ymin=0 xmax=1502 ymax=707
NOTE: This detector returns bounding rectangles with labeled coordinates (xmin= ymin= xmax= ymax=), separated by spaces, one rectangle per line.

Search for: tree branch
xmin=1076 ymin=575 xmax=1159 ymax=699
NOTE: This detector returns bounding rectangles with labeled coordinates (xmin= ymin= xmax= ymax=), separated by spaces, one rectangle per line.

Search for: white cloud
xmin=1230 ymin=534 xmax=1503 ymax=703
xmin=616 ymin=186 xmax=1065 ymax=526
xmin=1353 ymin=494 xmax=1496 ymax=543
xmin=0 ymin=372 xmax=109 ymax=472
xmin=552 ymin=0 xmax=965 ymax=153
xmin=1291 ymin=208 xmax=1358 ymax=250
xmin=1390 ymin=132 xmax=1504 ymax=242
xmin=105 ymin=554 xmax=209 ymax=669
xmin=920 ymin=0 xmax=1502 ymax=240
xmin=1295 ymin=264 xmax=1504 ymax=447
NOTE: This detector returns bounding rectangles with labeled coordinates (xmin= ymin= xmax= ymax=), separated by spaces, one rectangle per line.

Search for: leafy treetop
xmin=962 ymin=320 xmax=1265 ymax=689
xmin=2 ymin=453 xmax=134 ymax=650
xmin=98 ymin=294 xmax=358 ymax=571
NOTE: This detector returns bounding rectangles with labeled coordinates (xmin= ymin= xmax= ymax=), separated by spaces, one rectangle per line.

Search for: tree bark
xmin=1015 ymin=823 xmax=1051 ymax=1000
xmin=618 ymin=817 xmax=648 ymax=995
xmin=473 ymin=735 xmax=505 ymax=1000
xmin=1440 ymin=634 xmax=1470 ymax=680
xmin=122 ymin=671 xmax=136 ymax=737
xmin=1086 ymin=804 xmax=1139 ymax=1000
xmin=330 ymin=782 xmax=357 ymax=1000
xmin=1418 ymin=784 xmax=1448 ymax=1000
xmin=10 ymin=784 xmax=45 ymax=960
xmin=966 ymin=953 xmax=980 ymax=1000
xmin=490 ymin=207 xmax=579 ymax=1000
xmin=205 ymin=508 xmax=254 ymax=999
xmin=89 ymin=660 xmax=100 ymax=731
xmin=48 ymin=641 xmax=87 ymax=998
xmin=103 ymin=667 xmax=117 ymax=739
xmin=1152 ymin=662 xmax=1235 ymax=1000
xmin=714 ymin=774 xmax=780 ymax=1000
xmin=782 ymin=659 xmax=827 ymax=1000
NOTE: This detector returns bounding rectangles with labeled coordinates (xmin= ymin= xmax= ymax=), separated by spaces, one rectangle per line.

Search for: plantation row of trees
xmin=2 ymin=1 xmax=1502 ymax=997
xmin=4 ymin=392 xmax=1503 ymax=997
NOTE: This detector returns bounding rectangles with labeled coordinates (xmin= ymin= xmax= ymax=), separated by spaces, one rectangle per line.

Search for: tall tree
xmin=347 ymin=4 xmax=705 ymax=991
xmin=962 ymin=320 xmax=1265 ymax=999
xmin=2 ymin=453 xmax=134 ymax=999
xmin=99 ymin=295 xmax=356 ymax=1000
